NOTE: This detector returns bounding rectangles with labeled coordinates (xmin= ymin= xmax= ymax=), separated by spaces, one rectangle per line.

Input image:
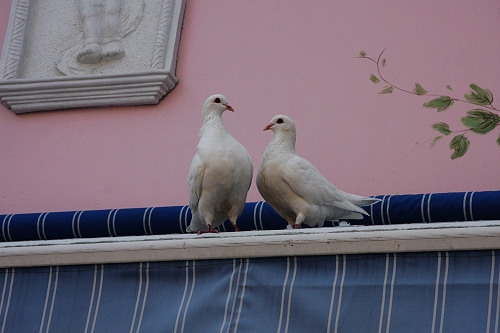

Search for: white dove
xmin=256 ymin=115 xmax=380 ymax=229
xmin=186 ymin=94 xmax=253 ymax=234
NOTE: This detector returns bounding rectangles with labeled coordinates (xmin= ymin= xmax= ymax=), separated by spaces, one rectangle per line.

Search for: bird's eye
xmin=277 ymin=118 xmax=284 ymax=124
xmin=214 ymin=97 xmax=221 ymax=103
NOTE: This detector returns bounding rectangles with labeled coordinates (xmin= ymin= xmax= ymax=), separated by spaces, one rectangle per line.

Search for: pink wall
xmin=1 ymin=0 xmax=499 ymax=214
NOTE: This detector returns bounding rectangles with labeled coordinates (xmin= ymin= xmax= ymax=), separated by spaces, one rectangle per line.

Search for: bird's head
xmin=203 ymin=94 xmax=234 ymax=115
xmin=263 ymin=115 xmax=295 ymax=133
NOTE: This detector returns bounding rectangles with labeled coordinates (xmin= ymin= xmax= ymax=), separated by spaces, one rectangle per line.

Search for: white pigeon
xmin=256 ymin=115 xmax=380 ymax=229
xmin=186 ymin=94 xmax=253 ymax=234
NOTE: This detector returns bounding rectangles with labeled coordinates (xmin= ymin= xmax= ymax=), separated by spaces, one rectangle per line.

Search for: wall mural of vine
xmin=358 ymin=49 xmax=500 ymax=159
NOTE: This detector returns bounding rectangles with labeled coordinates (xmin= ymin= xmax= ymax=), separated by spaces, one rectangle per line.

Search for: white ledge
xmin=1 ymin=221 xmax=500 ymax=268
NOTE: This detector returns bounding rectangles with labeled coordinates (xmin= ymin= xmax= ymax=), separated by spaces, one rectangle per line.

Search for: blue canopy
xmin=1 ymin=190 xmax=499 ymax=242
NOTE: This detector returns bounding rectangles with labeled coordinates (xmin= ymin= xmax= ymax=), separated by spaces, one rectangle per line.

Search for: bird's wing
xmin=187 ymin=152 xmax=205 ymax=212
xmin=281 ymin=156 xmax=368 ymax=215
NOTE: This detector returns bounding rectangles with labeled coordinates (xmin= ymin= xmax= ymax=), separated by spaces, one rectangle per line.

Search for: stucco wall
xmin=0 ymin=1 xmax=499 ymax=214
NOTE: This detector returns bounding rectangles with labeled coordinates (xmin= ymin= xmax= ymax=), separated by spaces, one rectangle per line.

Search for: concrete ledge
xmin=1 ymin=221 xmax=500 ymax=268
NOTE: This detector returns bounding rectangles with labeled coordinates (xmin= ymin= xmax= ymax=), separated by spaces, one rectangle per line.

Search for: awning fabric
xmin=1 ymin=190 xmax=499 ymax=242
xmin=1 ymin=251 xmax=499 ymax=333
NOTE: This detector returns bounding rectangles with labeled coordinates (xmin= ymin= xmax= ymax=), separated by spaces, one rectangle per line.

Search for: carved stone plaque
xmin=0 ymin=0 xmax=186 ymax=113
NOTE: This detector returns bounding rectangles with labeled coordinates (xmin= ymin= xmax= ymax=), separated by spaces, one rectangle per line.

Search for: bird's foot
xmin=293 ymin=224 xmax=301 ymax=229
xmin=198 ymin=225 xmax=219 ymax=234
xmin=231 ymin=223 xmax=241 ymax=232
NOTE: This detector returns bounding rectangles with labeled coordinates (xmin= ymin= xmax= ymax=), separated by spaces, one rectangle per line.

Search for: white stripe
xmin=420 ymin=194 xmax=427 ymax=223
xmin=184 ymin=207 xmax=190 ymax=232
xmin=179 ymin=206 xmax=187 ymax=234
xmin=72 ymin=211 xmax=81 ymax=238
xmin=326 ymin=256 xmax=339 ymax=333
xmin=112 ymin=210 xmax=119 ymax=236
xmin=253 ymin=202 xmax=260 ymax=230
xmin=378 ymin=254 xmax=390 ymax=333
xmin=1 ymin=215 xmax=9 ymax=242
xmin=334 ymin=255 xmax=346 ymax=333
xmin=0 ymin=268 xmax=14 ymax=333
xmin=45 ymin=267 xmax=58 ymax=333
xmin=427 ymin=193 xmax=433 ymax=223
xmin=380 ymin=196 xmax=387 ymax=225
xmin=220 ymin=260 xmax=237 ymax=333
xmin=130 ymin=263 xmax=143 ymax=333
xmin=277 ymin=257 xmax=291 ymax=333
xmin=386 ymin=254 xmax=396 ymax=333
xmin=386 ymin=196 xmax=392 ymax=224
xmin=107 ymin=210 xmax=116 ymax=237
xmin=37 ymin=213 xmax=48 ymax=241
xmin=181 ymin=261 xmax=196 ymax=333
xmin=233 ymin=258 xmax=250 ymax=333
xmin=39 ymin=267 xmax=53 ymax=333
xmin=136 ymin=263 xmax=150 ymax=333
xmin=4 ymin=215 xmax=13 ymax=242
xmin=174 ymin=261 xmax=189 ymax=333
xmin=487 ymin=251 xmax=495 ymax=333
xmin=90 ymin=265 xmax=104 ymax=333
xmin=77 ymin=211 xmax=83 ymax=238
xmin=463 ymin=192 xmax=469 ymax=221
xmin=143 ymin=209 xmax=151 ymax=235
xmin=84 ymin=265 xmax=98 ymax=333
xmin=0 ymin=269 xmax=8 ymax=319
xmin=370 ymin=201 xmax=375 ymax=225
xmin=226 ymin=260 xmax=243 ymax=333
xmin=431 ymin=252 xmax=442 ymax=333
xmin=284 ymin=257 xmax=297 ymax=333
xmin=470 ymin=192 xmax=475 ymax=221
xmin=259 ymin=202 xmax=264 ymax=230
xmin=148 ymin=208 xmax=154 ymax=235
xmin=438 ymin=252 xmax=449 ymax=333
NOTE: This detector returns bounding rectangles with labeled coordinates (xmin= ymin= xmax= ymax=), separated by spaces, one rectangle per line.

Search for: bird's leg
xmin=198 ymin=223 xmax=219 ymax=234
xmin=230 ymin=221 xmax=241 ymax=232
xmin=228 ymin=214 xmax=241 ymax=232
xmin=293 ymin=213 xmax=305 ymax=229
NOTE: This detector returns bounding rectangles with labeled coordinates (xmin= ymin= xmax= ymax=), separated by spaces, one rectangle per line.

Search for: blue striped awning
xmin=1 ymin=250 xmax=499 ymax=332
xmin=1 ymin=190 xmax=499 ymax=242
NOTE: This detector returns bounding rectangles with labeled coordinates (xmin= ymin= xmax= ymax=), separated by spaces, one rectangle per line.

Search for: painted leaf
xmin=381 ymin=59 xmax=386 ymax=67
xmin=461 ymin=109 xmax=500 ymax=134
xmin=379 ymin=86 xmax=393 ymax=94
xmin=413 ymin=83 xmax=428 ymax=96
xmin=370 ymin=74 xmax=380 ymax=84
xmin=449 ymin=134 xmax=470 ymax=160
xmin=359 ymin=50 xmax=366 ymax=57
xmin=431 ymin=136 xmax=443 ymax=148
xmin=446 ymin=85 xmax=453 ymax=91
xmin=423 ymin=96 xmax=454 ymax=112
xmin=497 ymin=133 xmax=500 ymax=146
xmin=464 ymin=83 xmax=493 ymax=106
xmin=432 ymin=122 xmax=451 ymax=136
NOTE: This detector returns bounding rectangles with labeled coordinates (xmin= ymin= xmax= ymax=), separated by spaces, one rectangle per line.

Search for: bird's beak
xmin=263 ymin=123 xmax=274 ymax=131
xmin=224 ymin=104 xmax=234 ymax=112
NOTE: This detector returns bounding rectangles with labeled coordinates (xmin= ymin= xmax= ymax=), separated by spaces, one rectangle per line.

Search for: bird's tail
xmin=341 ymin=192 xmax=381 ymax=207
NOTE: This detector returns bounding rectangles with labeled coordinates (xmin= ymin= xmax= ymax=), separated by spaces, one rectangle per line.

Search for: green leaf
xmin=379 ymin=86 xmax=393 ymax=94
xmin=413 ymin=82 xmax=428 ymax=96
xmin=497 ymin=133 xmax=500 ymax=146
xmin=423 ymin=96 xmax=454 ymax=112
xmin=381 ymin=59 xmax=386 ymax=67
xmin=464 ymin=83 xmax=493 ymax=106
xmin=446 ymin=85 xmax=453 ymax=91
xmin=359 ymin=50 xmax=366 ymax=57
xmin=431 ymin=136 xmax=443 ymax=148
xmin=461 ymin=109 xmax=500 ymax=134
xmin=432 ymin=122 xmax=451 ymax=136
xmin=449 ymin=134 xmax=470 ymax=160
xmin=370 ymin=74 xmax=380 ymax=84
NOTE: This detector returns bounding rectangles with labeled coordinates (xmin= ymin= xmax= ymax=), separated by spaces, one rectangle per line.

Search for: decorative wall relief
xmin=0 ymin=0 xmax=186 ymax=113
xmin=358 ymin=49 xmax=500 ymax=160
